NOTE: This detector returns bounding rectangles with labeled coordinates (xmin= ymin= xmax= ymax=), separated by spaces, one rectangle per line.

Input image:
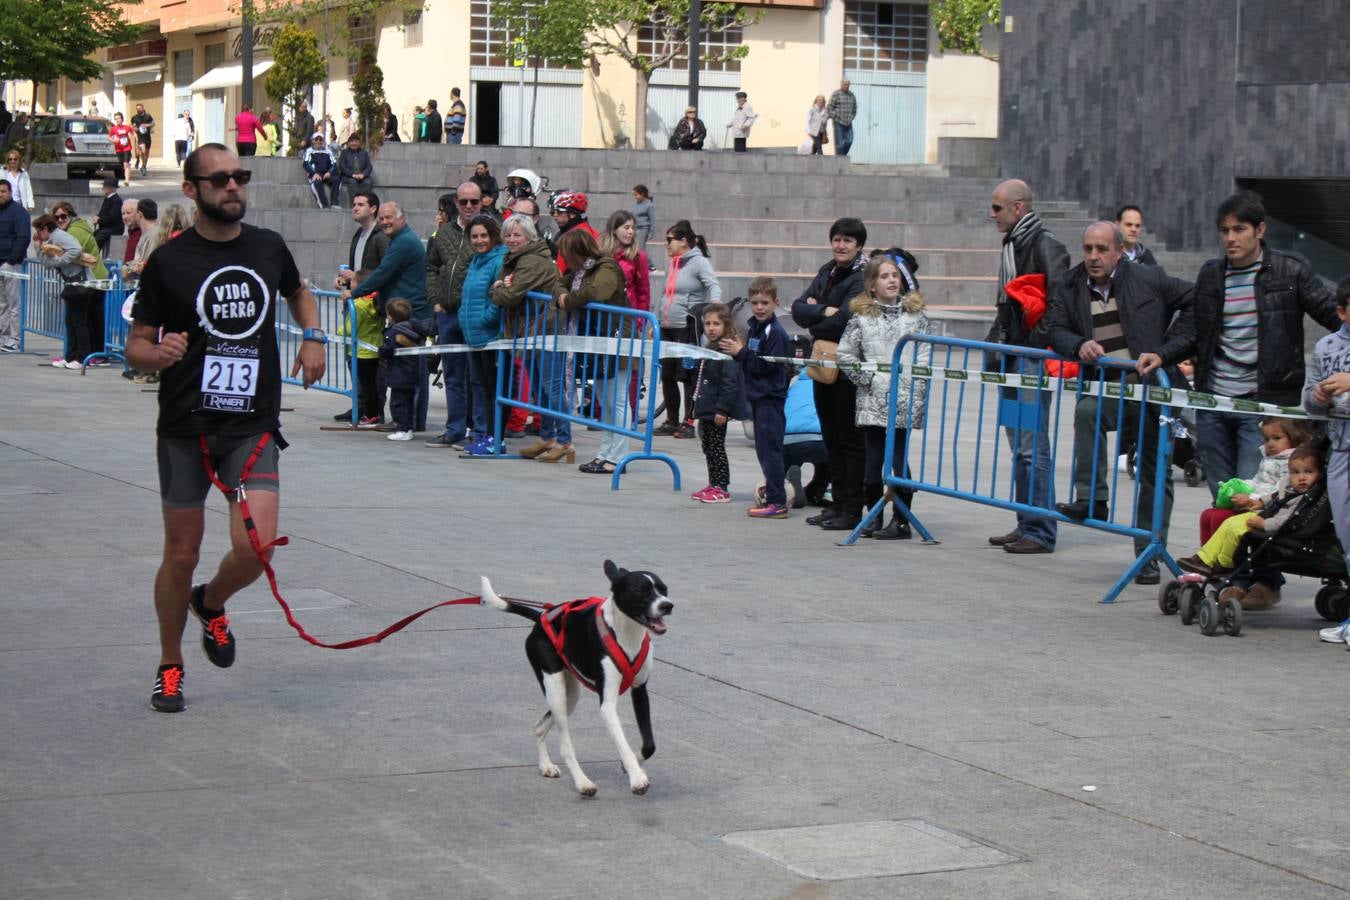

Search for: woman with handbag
xmin=790 ymin=217 xmax=869 ymax=530
xmin=53 ymin=202 xmax=110 ymax=366
xmin=806 ymin=96 xmax=829 ymax=156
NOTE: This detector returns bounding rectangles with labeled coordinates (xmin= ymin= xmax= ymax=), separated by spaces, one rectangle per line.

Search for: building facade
xmin=3 ymin=0 xmax=997 ymax=166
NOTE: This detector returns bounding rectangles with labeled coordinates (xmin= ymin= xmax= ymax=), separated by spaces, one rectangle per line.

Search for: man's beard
xmin=197 ymin=194 xmax=246 ymax=224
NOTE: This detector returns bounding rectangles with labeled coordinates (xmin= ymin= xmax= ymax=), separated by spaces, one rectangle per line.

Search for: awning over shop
xmin=114 ymin=63 xmax=165 ymax=86
xmin=189 ymin=60 xmax=275 ymax=92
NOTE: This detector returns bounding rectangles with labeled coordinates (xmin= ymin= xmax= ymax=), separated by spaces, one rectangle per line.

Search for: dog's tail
xmin=480 ymin=577 xmax=543 ymax=622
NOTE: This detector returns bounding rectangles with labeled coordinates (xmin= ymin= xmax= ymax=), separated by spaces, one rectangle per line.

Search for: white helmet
xmin=505 ymin=168 xmax=542 ymax=199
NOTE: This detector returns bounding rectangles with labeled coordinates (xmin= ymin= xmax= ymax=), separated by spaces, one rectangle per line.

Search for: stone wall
xmin=998 ymin=0 xmax=1343 ymax=251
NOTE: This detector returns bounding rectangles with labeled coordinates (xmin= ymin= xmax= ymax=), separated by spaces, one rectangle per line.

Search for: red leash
xmin=197 ymin=434 xmax=526 ymax=649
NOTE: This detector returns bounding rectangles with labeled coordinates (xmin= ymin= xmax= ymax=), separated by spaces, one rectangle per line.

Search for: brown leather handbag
xmin=806 ymin=339 xmax=839 ymax=385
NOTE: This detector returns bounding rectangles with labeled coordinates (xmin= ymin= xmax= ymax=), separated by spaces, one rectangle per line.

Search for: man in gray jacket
xmin=0 ymin=179 xmax=30 ymax=351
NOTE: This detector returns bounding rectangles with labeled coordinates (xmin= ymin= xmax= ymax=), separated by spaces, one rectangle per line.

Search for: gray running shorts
xmin=156 ymin=433 xmax=280 ymax=509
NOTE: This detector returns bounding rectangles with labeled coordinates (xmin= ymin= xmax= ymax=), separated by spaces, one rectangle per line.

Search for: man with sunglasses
xmin=125 ymin=143 xmax=327 ymax=713
xmin=424 ymin=183 xmax=486 ymax=447
xmin=985 ymin=178 xmax=1070 ymax=556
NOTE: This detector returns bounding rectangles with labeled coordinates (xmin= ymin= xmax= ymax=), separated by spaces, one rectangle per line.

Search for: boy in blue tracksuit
xmin=722 ymin=276 xmax=791 ymax=518
xmin=301 ymin=133 xmax=340 ymax=208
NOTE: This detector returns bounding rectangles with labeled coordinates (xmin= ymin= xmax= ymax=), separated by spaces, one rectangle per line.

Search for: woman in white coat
xmin=3 ymin=150 xmax=33 ymax=209
xmin=806 ymin=96 xmax=829 ymax=156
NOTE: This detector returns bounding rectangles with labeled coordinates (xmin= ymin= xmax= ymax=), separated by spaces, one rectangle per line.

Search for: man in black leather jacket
xmin=1046 ymin=222 xmax=1196 ymax=583
xmin=986 ymin=179 xmax=1070 ymax=554
xmin=1191 ymin=191 xmax=1337 ymax=496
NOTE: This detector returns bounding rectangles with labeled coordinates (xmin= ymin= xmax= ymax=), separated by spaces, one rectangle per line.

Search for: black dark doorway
xmin=475 ymin=82 xmax=501 ymax=145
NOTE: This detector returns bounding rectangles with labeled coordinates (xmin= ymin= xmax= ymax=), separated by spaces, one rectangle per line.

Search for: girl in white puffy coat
xmin=836 ymin=253 xmax=930 ymax=539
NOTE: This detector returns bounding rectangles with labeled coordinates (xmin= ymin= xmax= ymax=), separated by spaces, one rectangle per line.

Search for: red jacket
xmin=615 ymin=249 xmax=651 ymax=312
xmin=1005 ymin=273 xmax=1079 ymax=378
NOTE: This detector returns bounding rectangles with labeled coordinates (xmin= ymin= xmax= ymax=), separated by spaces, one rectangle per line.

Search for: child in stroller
xmin=1159 ymin=445 xmax=1350 ymax=634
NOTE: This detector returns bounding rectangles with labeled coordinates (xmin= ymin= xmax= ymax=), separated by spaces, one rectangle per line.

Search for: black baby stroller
xmin=1157 ymin=479 xmax=1350 ymax=636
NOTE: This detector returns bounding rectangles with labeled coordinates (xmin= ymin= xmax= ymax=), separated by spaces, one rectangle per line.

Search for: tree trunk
xmin=25 ymin=81 xmax=38 ymax=166
xmin=633 ymin=69 xmax=652 ymax=151
xmin=529 ymin=62 xmax=539 ymax=148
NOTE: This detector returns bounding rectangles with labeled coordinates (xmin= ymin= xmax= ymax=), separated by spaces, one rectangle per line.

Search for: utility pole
xmin=687 ymin=0 xmax=701 ymax=112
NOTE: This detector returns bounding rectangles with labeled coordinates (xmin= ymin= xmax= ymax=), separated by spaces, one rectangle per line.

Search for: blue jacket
xmin=351 ymin=224 xmax=429 ymax=319
xmin=785 ymin=376 xmax=821 ymax=437
xmin=736 ymin=315 xmax=790 ymax=401
xmin=458 ymin=244 xmax=506 ymax=348
xmin=0 ymin=198 xmax=30 ymax=265
xmin=302 ymin=146 xmax=336 ymax=176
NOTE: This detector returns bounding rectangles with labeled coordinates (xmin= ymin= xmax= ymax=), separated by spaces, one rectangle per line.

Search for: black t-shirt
xmin=134 ymin=224 xmax=301 ymax=438
xmin=131 ymin=112 xmax=154 ymax=141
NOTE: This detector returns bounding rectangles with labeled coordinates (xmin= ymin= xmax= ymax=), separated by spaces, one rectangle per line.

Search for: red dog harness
xmin=538 ymin=596 xmax=650 ymax=695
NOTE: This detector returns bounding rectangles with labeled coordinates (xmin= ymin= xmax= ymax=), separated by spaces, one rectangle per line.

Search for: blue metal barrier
xmin=84 ymin=263 xmax=129 ymax=367
xmin=861 ymin=334 xmax=1178 ymax=604
xmin=18 ymin=259 xmax=67 ymax=351
xmin=488 ymin=290 xmax=679 ymax=489
xmin=281 ymin=288 xmax=360 ymax=422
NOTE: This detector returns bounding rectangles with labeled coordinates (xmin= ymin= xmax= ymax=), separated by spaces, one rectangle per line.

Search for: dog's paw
xmin=630 ymin=774 xmax=650 ymax=795
xmin=641 ymin=743 xmax=655 ymax=760
xmin=539 ymin=763 xmax=560 ymax=778
xmin=578 ymin=782 xmax=599 ymax=797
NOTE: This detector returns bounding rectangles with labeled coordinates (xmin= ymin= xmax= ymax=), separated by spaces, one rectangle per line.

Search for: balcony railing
xmin=107 ymin=40 xmax=168 ymax=63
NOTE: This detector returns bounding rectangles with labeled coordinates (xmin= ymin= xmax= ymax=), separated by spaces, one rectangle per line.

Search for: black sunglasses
xmin=190 ymin=170 xmax=252 ymax=188
xmin=53 ymin=213 xmax=70 ymax=220
xmin=456 ymin=197 xmax=481 ymax=206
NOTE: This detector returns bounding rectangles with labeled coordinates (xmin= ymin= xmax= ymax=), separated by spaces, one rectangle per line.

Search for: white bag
xmin=796 ymin=138 xmax=813 ymax=155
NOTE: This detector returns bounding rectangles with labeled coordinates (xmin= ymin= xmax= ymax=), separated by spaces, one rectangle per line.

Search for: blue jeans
xmin=1196 ymin=409 xmax=1264 ymax=498
xmin=753 ymin=398 xmax=787 ymax=506
xmin=1001 ymin=358 xmax=1057 ymax=549
xmin=833 ymin=122 xmax=853 ymax=156
xmin=597 ymin=366 xmax=631 ymax=462
xmin=535 ymin=351 xmax=573 ymax=445
xmin=435 ymin=313 xmax=484 ymax=441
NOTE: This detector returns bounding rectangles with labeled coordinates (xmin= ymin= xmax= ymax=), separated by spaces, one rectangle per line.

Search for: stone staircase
xmin=34 ymin=143 xmax=1214 ymax=339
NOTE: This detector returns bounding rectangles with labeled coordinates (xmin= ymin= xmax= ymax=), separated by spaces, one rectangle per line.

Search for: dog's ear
xmin=604 ymin=559 xmax=626 ymax=582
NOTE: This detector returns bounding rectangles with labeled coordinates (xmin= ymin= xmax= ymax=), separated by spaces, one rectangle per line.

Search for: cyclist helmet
xmin=549 ymin=189 xmax=589 ymax=216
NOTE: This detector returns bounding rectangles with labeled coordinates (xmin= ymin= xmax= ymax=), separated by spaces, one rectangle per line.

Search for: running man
xmin=125 ymin=143 xmax=327 ymax=712
xmin=130 ymin=103 xmax=155 ymax=176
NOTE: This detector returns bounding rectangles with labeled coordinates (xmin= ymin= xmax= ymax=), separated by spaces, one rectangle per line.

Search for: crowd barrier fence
xmin=282 ymin=288 xmax=360 ymax=418
xmin=483 ymin=290 xmax=679 ymax=490
xmin=17 ymin=259 xmax=66 ymax=351
xmin=868 ymin=334 xmax=1178 ymax=604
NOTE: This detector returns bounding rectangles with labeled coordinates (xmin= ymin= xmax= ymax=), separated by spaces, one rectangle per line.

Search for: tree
xmin=350 ymin=45 xmax=385 ymax=149
xmin=932 ymin=0 xmax=1000 ymax=60
xmin=0 ymin=0 xmax=141 ymax=152
xmin=258 ymin=0 xmax=424 ymax=85
xmin=265 ymin=24 xmax=327 ymax=154
xmin=494 ymin=0 xmax=759 ymax=149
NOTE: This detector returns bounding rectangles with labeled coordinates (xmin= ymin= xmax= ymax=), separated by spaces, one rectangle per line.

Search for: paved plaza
xmin=3 ymin=335 xmax=1349 ymax=899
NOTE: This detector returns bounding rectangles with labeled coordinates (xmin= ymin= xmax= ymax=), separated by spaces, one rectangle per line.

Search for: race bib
xmin=194 ymin=264 xmax=272 ymax=414
xmin=199 ymin=338 xmax=260 ymax=413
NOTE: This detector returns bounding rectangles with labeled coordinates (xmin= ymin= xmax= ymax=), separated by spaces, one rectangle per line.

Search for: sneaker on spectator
xmin=51 ymin=357 xmax=69 ymax=368
xmin=86 ymin=358 xmax=109 ymax=367
xmin=705 ymin=487 xmax=731 ymax=503
xmin=356 ymin=416 xmax=382 ymax=429
xmin=653 ymin=421 xmax=679 ymax=436
xmin=691 ymin=485 xmax=718 ymax=503
xmin=1318 ymin=620 xmax=1350 ymax=646
xmin=133 ymin=372 xmax=159 ymax=384
xmin=189 ymin=584 xmax=236 ymax=668
xmin=387 ymin=430 xmax=414 ymax=441
xmin=462 ymin=435 xmax=501 ymax=456
xmin=150 ymin=663 xmax=185 ymax=712
xmin=673 ymin=423 xmax=697 ymax=439
xmin=0 ymin=342 xmax=19 ymax=353
xmin=64 ymin=360 xmax=83 ymax=369
xmin=424 ymin=434 xmax=464 ymax=449
xmin=747 ymin=503 xmax=789 ymax=519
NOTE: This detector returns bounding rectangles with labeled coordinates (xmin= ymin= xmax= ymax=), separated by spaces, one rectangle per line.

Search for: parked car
xmin=29 ymin=115 xmax=119 ymax=180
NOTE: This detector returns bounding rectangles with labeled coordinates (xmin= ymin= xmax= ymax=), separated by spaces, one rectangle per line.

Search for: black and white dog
xmin=481 ymin=560 xmax=673 ymax=796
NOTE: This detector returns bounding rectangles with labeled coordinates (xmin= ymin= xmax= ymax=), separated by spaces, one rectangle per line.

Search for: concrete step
xmin=652 ymin=243 xmax=999 ymax=278
xmin=664 ymin=270 xmax=996 ymax=308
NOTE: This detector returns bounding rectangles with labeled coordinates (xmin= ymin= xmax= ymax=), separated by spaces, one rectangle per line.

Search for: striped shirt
xmin=1210 ymin=257 xmax=1262 ymax=397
